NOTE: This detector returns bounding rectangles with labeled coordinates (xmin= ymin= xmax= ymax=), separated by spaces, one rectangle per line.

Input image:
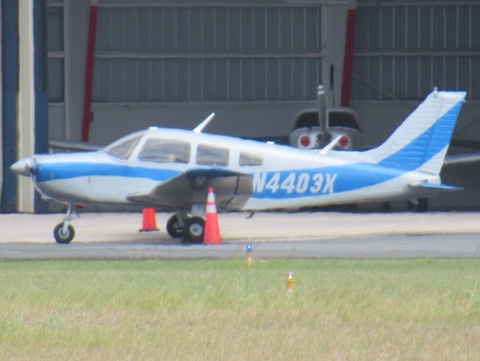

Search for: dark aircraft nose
xmin=11 ymin=157 xmax=35 ymax=177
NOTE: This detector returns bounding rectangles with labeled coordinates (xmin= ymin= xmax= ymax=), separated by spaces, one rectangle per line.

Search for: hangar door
xmin=47 ymin=2 xmax=324 ymax=105
xmin=92 ymin=3 xmax=322 ymax=103
xmin=352 ymin=1 xmax=480 ymax=101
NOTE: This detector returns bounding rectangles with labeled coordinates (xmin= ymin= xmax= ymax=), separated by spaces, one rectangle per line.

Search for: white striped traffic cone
xmin=203 ymin=187 xmax=221 ymax=245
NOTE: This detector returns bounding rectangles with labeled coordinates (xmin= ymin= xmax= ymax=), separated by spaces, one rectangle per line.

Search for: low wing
xmin=127 ymin=168 xmax=253 ymax=211
xmin=49 ymin=139 xmax=103 ymax=152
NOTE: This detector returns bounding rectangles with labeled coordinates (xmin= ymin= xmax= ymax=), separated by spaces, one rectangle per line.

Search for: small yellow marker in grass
xmin=287 ymin=271 xmax=295 ymax=293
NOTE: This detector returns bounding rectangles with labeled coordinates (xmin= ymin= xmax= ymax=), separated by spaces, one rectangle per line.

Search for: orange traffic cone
xmin=139 ymin=208 xmax=159 ymax=232
xmin=204 ymin=187 xmax=221 ymax=245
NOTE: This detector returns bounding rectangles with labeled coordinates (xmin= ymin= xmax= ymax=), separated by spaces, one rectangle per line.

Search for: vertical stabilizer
xmin=365 ymin=89 xmax=466 ymax=174
xmin=317 ymin=85 xmax=327 ymax=136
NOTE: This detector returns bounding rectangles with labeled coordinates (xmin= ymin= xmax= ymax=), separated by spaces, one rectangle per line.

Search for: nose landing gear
xmin=53 ymin=204 xmax=76 ymax=244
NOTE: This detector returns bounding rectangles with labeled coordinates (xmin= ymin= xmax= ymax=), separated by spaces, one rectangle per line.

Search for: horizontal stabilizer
xmin=408 ymin=182 xmax=463 ymax=192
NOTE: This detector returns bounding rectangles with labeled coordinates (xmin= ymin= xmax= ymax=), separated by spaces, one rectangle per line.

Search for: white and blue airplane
xmin=12 ymin=88 xmax=466 ymax=244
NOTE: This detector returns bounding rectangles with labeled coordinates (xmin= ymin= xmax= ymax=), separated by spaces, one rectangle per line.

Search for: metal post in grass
xmin=244 ymin=244 xmax=253 ymax=304
xmin=246 ymin=244 xmax=253 ymax=269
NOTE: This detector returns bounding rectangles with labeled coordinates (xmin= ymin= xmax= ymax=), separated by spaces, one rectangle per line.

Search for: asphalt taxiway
xmin=1 ymin=211 xmax=480 ymax=260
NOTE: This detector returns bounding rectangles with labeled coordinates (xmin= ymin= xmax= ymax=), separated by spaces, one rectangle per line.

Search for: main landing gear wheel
xmin=53 ymin=223 xmax=75 ymax=244
xmin=184 ymin=216 xmax=205 ymax=243
xmin=166 ymin=214 xmax=185 ymax=239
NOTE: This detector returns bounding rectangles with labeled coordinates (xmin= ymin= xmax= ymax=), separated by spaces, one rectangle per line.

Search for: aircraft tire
xmin=53 ymin=223 xmax=75 ymax=244
xmin=166 ymin=214 xmax=185 ymax=239
xmin=184 ymin=216 xmax=205 ymax=243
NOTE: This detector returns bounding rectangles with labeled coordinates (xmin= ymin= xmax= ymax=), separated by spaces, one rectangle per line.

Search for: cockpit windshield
xmin=102 ymin=131 xmax=144 ymax=160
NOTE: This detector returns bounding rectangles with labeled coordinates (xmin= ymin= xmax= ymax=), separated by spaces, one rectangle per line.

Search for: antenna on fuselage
xmin=193 ymin=112 xmax=216 ymax=133
xmin=320 ymin=135 xmax=342 ymax=155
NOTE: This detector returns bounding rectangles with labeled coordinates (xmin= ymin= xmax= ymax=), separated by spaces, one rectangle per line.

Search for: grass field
xmin=1 ymin=259 xmax=479 ymax=360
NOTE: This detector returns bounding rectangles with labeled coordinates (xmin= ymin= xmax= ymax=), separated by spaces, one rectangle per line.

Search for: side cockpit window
xmin=138 ymin=138 xmax=191 ymax=164
xmin=196 ymin=144 xmax=229 ymax=166
xmin=239 ymin=152 xmax=263 ymax=166
xmin=103 ymin=132 xmax=143 ymax=160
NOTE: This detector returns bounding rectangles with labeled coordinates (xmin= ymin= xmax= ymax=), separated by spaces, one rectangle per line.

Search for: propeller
xmin=10 ymin=157 xmax=37 ymax=178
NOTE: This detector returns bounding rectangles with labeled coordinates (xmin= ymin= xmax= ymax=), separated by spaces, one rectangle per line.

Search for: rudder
xmin=365 ymin=89 xmax=466 ymax=174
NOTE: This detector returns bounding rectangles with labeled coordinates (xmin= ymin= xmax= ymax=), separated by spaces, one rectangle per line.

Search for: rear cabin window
xmin=138 ymin=138 xmax=191 ymax=164
xmin=239 ymin=152 xmax=263 ymax=166
xmin=196 ymin=144 xmax=229 ymax=166
xmin=103 ymin=133 xmax=143 ymax=160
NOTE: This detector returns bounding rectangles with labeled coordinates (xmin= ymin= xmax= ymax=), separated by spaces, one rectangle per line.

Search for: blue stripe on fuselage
xmin=251 ymin=162 xmax=403 ymax=199
xmin=35 ymin=162 xmax=180 ymax=183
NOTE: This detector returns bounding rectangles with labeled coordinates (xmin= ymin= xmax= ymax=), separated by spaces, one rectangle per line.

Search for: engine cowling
xmin=289 ymin=107 xmax=364 ymax=151
xmin=290 ymin=127 xmax=320 ymax=150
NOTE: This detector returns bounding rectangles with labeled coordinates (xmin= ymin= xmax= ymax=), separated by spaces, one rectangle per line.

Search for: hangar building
xmin=2 ymin=0 xmax=479 ymax=212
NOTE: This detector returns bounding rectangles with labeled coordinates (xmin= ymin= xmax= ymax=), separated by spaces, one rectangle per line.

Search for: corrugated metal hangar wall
xmin=2 ymin=0 xmax=480 ymax=211
xmin=47 ymin=0 xmax=330 ymax=143
xmin=45 ymin=0 xmax=480 ymax=141
xmin=353 ymin=2 xmax=480 ymax=101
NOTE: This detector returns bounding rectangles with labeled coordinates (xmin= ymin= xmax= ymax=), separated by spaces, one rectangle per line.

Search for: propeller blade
xmin=317 ymin=85 xmax=327 ymax=137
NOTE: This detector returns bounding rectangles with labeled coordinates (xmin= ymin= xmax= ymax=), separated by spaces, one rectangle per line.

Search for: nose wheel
xmin=53 ymin=204 xmax=76 ymax=244
xmin=54 ymin=223 xmax=75 ymax=244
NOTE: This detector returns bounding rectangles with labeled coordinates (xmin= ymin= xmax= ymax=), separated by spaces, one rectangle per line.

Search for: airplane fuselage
xmin=30 ymin=128 xmax=440 ymax=211
xmin=11 ymin=89 xmax=466 ymax=244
